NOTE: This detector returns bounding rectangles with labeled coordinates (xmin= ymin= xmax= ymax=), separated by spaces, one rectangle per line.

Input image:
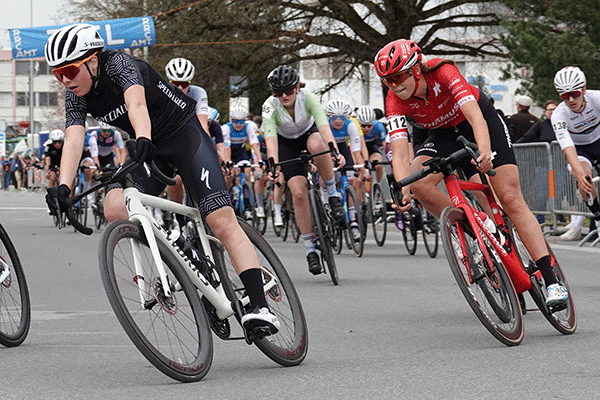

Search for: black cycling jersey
xmin=65 ymin=50 xmax=197 ymax=145
xmin=44 ymin=144 xmax=63 ymax=168
xmin=208 ymin=120 xmax=223 ymax=144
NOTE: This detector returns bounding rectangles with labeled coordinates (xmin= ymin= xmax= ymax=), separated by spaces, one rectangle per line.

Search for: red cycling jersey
xmin=385 ymin=59 xmax=480 ymax=141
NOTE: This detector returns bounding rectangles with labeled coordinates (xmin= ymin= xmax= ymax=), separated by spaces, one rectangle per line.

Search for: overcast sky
xmin=0 ymin=0 xmax=67 ymax=50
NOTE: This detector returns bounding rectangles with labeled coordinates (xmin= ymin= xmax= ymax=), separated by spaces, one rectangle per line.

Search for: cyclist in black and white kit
xmin=44 ymin=24 xmax=279 ymax=334
xmin=552 ymin=66 xmax=600 ymax=238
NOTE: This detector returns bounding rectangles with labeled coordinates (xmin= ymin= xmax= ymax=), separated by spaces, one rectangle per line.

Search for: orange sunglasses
xmin=52 ymin=52 xmax=98 ymax=83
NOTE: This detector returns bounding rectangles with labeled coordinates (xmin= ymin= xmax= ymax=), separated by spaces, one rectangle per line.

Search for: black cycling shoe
xmin=328 ymin=196 xmax=345 ymax=225
xmin=307 ymin=252 xmax=322 ymax=275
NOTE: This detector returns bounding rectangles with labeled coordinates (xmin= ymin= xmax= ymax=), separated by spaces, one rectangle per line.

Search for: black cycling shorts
xmin=230 ymin=145 xmax=250 ymax=165
xmin=111 ymin=117 xmax=231 ymax=218
xmin=575 ymin=137 xmax=600 ymax=165
xmin=365 ymin=139 xmax=381 ymax=156
xmin=414 ymin=90 xmax=516 ymax=179
xmin=277 ymin=123 xmax=320 ymax=180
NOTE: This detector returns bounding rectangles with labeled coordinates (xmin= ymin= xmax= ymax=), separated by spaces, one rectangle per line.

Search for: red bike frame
xmin=443 ymin=173 xmax=541 ymax=294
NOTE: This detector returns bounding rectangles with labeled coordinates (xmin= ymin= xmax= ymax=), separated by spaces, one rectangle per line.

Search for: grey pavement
xmin=0 ymin=189 xmax=599 ymax=399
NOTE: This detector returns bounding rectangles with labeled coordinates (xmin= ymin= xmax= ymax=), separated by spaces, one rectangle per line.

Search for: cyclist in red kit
xmin=376 ymin=39 xmax=568 ymax=308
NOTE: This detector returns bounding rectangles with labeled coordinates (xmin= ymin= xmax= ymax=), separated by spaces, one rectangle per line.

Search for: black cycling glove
xmin=132 ymin=137 xmax=155 ymax=164
xmin=45 ymin=184 xmax=71 ymax=213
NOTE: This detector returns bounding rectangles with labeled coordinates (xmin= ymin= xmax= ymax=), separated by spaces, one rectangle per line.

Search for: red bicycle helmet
xmin=374 ymin=39 xmax=422 ymax=78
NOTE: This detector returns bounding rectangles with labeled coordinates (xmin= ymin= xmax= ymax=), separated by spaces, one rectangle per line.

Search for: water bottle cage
xmin=496 ymin=224 xmax=513 ymax=253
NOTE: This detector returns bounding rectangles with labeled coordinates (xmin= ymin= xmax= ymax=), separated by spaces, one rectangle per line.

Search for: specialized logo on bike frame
xmin=201 ymin=168 xmax=211 ymax=189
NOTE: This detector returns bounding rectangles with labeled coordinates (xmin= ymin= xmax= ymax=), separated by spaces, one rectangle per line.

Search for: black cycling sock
xmin=588 ymin=198 xmax=600 ymax=219
xmin=239 ymin=268 xmax=268 ymax=309
xmin=536 ymin=255 xmax=558 ymax=286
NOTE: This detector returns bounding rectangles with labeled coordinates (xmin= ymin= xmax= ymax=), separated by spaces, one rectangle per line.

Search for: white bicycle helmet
xmin=554 ymin=66 xmax=586 ymax=94
xmin=230 ymin=107 xmax=248 ymax=121
xmin=325 ymin=98 xmax=351 ymax=117
xmin=355 ymin=106 xmax=376 ymax=125
xmin=208 ymin=107 xmax=220 ymax=123
xmin=99 ymin=121 xmax=114 ymax=131
xmin=165 ymin=58 xmax=195 ymax=82
xmin=45 ymin=24 xmax=104 ymax=67
xmin=49 ymin=129 xmax=65 ymax=142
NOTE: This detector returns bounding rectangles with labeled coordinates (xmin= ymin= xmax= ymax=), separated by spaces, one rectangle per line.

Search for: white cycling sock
xmin=571 ymin=215 xmax=584 ymax=230
xmin=302 ymin=233 xmax=316 ymax=254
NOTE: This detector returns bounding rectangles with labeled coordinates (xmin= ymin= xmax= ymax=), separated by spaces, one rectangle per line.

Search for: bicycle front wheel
xmin=421 ymin=209 xmax=439 ymax=258
xmin=371 ymin=182 xmax=387 ymax=247
xmin=440 ymin=207 xmax=523 ymax=346
xmin=402 ymin=211 xmax=418 ymax=255
xmin=221 ymin=219 xmax=309 ymax=366
xmin=309 ymin=190 xmax=338 ymax=285
xmin=345 ymin=186 xmax=364 ymax=257
xmin=98 ymin=220 xmax=213 ymax=382
xmin=0 ymin=223 xmax=30 ymax=347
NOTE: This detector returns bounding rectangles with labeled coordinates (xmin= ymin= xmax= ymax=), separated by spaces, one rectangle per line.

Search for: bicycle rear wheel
xmin=309 ymin=190 xmax=338 ymax=285
xmin=371 ymin=182 xmax=387 ymax=247
xmin=98 ymin=220 xmax=213 ymax=382
xmin=402 ymin=211 xmax=418 ymax=255
xmin=219 ymin=219 xmax=308 ymax=366
xmin=506 ymin=219 xmax=577 ymax=335
xmin=0 ymin=223 xmax=30 ymax=347
xmin=421 ymin=208 xmax=439 ymax=258
xmin=440 ymin=206 xmax=523 ymax=346
xmin=345 ymin=186 xmax=364 ymax=257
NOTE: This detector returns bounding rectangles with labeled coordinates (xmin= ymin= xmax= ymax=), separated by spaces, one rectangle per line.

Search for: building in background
xmin=0 ymin=50 xmax=64 ymax=138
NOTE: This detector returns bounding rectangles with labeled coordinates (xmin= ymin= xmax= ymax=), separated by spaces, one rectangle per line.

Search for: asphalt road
xmin=1 ymin=189 xmax=599 ymax=399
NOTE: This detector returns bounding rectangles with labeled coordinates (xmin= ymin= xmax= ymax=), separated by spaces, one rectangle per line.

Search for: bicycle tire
xmin=309 ymin=189 xmax=338 ymax=285
xmin=0 ymin=223 xmax=31 ymax=347
xmin=332 ymin=219 xmax=343 ymax=254
xmin=279 ymin=185 xmax=291 ymax=241
xmin=218 ymin=219 xmax=309 ymax=366
xmin=290 ymin=209 xmax=301 ymax=243
xmin=98 ymin=220 xmax=213 ymax=382
xmin=371 ymin=182 xmax=387 ymax=247
xmin=82 ymin=196 xmax=88 ymax=228
xmin=421 ymin=209 xmax=439 ymax=258
xmin=242 ymin=181 xmax=254 ymax=222
xmin=345 ymin=186 xmax=364 ymax=257
xmin=252 ymin=188 xmax=267 ymax=235
xmin=505 ymin=219 xmax=577 ymax=335
xmin=440 ymin=206 xmax=523 ymax=346
xmin=402 ymin=211 xmax=418 ymax=255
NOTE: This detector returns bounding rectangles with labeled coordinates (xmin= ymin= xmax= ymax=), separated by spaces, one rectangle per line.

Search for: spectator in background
xmin=508 ymin=95 xmax=539 ymax=142
xmin=10 ymin=153 xmax=23 ymax=190
xmin=1 ymin=156 xmax=9 ymax=189
xmin=516 ymin=100 xmax=558 ymax=144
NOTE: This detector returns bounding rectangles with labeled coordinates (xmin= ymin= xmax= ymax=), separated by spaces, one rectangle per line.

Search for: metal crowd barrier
xmin=513 ymin=141 xmax=599 ymax=245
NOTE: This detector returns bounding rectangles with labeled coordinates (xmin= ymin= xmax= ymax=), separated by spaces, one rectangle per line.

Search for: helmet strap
xmin=83 ymin=61 xmax=101 ymax=90
xmin=411 ymin=66 xmax=421 ymax=97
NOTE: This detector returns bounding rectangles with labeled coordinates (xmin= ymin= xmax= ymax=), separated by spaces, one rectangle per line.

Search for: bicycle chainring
xmin=201 ymin=296 xmax=231 ymax=339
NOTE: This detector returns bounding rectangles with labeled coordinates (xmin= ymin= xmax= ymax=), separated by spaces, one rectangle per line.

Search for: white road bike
xmin=66 ymin=152 xmax=308 ymax=383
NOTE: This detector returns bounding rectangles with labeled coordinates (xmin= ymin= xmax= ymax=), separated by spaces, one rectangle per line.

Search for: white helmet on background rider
xmin=355 ymin=106 xmax=376 ymax=125
xmin=208 ymin=107 xmax=220 ymax=123
xmin=45 ymin=24 xmax=104 ymax=67
xmin=230 ymin=107 xmax=248 ymax=121
xmin=325 ymin=98 xmax=351 ymax=117
xmin=49 ymin=129 xmax=65 ymax=142
xmin=165 ymin=58 xmax=195 ymax=82
xmin=554 ymin=66 xmax=586 ymax=94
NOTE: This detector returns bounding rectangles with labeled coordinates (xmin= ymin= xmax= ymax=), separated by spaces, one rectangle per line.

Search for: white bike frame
xmin=122 ymin=186 xmax=278 ymax=321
